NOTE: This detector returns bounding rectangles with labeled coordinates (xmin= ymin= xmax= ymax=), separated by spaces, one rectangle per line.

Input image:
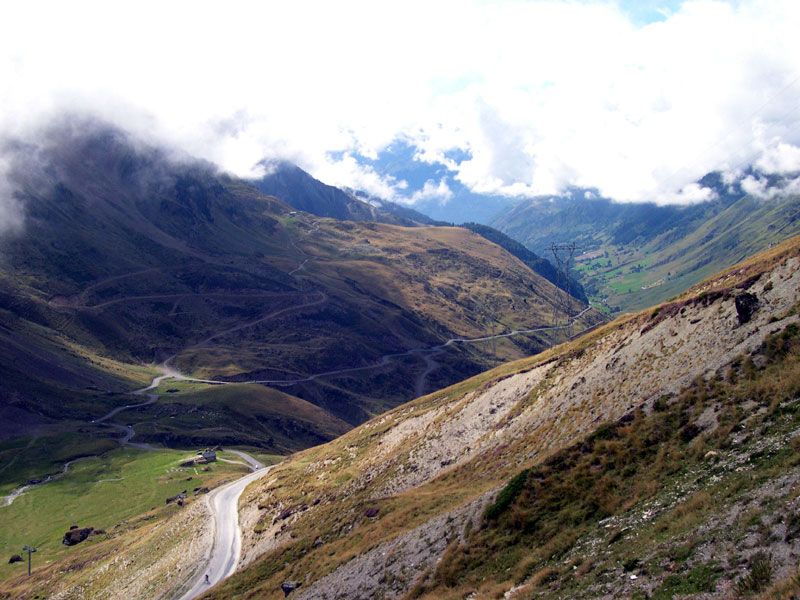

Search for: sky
xmin=2 ymin=0 xmax=800 ymax=220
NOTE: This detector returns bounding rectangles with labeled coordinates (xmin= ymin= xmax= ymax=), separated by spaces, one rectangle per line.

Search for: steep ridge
xmin=197 ymin=235 xmax=800 ymax=599
xmin=250 ymin=161 xmax=432 ymax=226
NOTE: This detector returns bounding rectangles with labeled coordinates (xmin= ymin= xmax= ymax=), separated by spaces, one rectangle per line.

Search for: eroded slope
xmin=213 ymin=236 xmax=800 ymax=600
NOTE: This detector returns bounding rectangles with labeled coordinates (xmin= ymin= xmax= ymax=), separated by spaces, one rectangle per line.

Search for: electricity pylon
xmin=550 ymin=242 xmax=580 ymax=329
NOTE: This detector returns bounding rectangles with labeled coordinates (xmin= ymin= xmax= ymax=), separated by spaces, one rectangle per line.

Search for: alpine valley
xmin=3 ymin=119 xmax=800 ymax=600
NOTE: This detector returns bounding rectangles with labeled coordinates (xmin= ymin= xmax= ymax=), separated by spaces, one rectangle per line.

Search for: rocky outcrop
xmin=735 ymin=291 xmax=760 ymax=324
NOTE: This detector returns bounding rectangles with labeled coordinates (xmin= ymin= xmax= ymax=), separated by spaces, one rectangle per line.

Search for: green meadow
xmin=0 ymin=447 xmax=248 ymax=582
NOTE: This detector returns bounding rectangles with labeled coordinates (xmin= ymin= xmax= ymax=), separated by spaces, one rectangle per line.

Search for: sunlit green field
xmin=0 ymin=447 xmax=249 ymax=582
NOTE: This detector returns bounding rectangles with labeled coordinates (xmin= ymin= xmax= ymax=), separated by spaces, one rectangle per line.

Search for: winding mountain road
xmin=91 ymin=371 xmax=178 ymax=449
xmin=174 ymin=458 xmax=272 ymax=600
xmin=164 ymin=307 xmax=595 ymax=598
xmin=168 ymin=305 xmax=594 ymax=397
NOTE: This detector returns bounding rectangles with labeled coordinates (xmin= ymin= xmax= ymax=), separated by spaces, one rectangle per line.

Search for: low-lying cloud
xmin=0 ymin=155 xmax=23 ymax=236
xmin=741 ymin=174 xmax=800 ymax=201
xmin=2 ymin=0 xmax=800 ymax=206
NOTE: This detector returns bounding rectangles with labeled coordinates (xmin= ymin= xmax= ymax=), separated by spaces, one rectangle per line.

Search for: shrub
xmin=485 ymin=469 xmax=529 ymax=520
xmin=735 ymin=552 xmax=773 ymax=595
xmin=652 ymin=563 xmax=719 ymax=599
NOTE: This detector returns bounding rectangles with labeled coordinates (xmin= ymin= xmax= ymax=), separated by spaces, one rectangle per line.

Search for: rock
xmin=180 ymin=460 xmax=195 ymax=467
xmin=364 ymin=506 xmax=380 ymax=518
xmin=62 ymin=527 xmax=94 ymax=546
xmin=281 ymin=581 xmax=298 ymax=597
xmin=8 ymin=554 xmax=22 ymax=564
xmin=275 ymin=503 xmax=306 ymax=522
xmin=193 ymin=487 xmax=209 ymax=495
xmin=735 ymin=292 xmax=760 ymax=324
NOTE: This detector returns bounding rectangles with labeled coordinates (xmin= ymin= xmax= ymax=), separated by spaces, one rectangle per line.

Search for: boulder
xmin=8 ymin=554 xmax=22 ymax=564
xmin=63 ymin=527 xmax=94 ymax=546
xmin=735 ymin=292 xmax=760 ymax=324
xmin=281 ymin=581 xmax=298 ymax=597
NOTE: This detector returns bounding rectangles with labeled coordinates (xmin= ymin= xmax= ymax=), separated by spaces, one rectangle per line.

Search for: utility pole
xmin=22 ymin=546 xmax=36 ymax=576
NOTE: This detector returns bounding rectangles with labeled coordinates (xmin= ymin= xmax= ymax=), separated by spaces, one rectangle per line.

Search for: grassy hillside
xmin=0 ymin=446 xmax=274 ymax=600
xmin=189 ymin=234 xmax=800 ymax=600
xmin=460 ymin=222 xmax=587 ymax=302
xmin=0 ymin=448 xmax=257 ymax=584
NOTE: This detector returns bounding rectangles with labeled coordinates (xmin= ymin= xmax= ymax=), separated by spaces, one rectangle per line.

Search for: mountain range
xmin=0 ymin=118 xmax=601 ymax=466
xmin=5 ymin=118 xmax=800 ymax=600
xmin=250 ymin=161 xmax=439 ymax=226
xmin=249 ymin=161 xmax=586 ymax=302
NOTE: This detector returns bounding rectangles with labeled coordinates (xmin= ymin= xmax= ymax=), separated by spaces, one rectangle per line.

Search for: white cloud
xmin=313 ymin=153 xmax=405 ymax=202
xmin=411 ymin=178 xmax=454 ymax=204
xmin=756 ymin=142 xmax=800 ymax=174
xmin=1 ymin=0 xmax=800 ymax=205
xmin=741 ymin=173 xmax=800 ymax=200
xmin=654 ymin=182 xmax=717 ymax=205
xmin=741 ymin=175 xmax=775 ymax=199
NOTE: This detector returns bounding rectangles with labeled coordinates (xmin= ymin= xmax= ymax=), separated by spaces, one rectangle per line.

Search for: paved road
xmin=94 ymin=370 xmax=180 ymax=423
xmin=175 ymin=458 xmax=273 ymax=600
xmin=227 ymin=450 xmax=265 ymax=471
xmin=92 ymin=371 xmax=177 ymax=448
